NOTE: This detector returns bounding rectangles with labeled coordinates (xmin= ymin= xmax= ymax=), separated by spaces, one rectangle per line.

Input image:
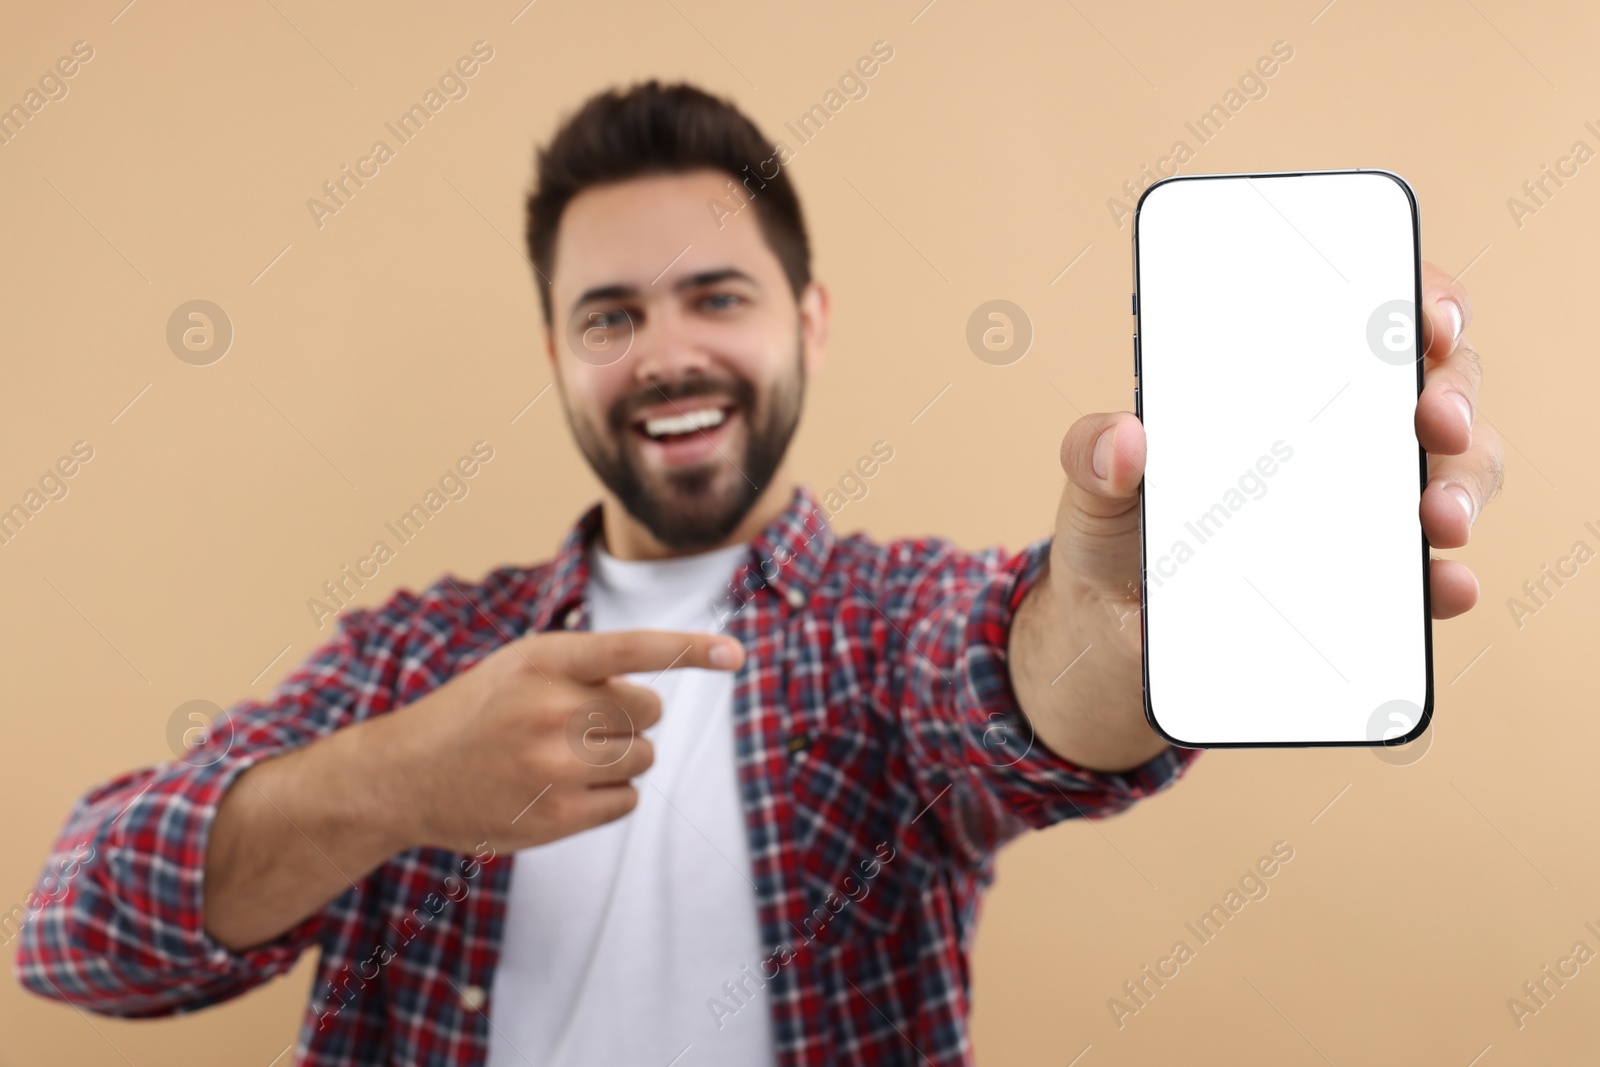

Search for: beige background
xmin=2 ymin=0 xmax=1596 ymax=1063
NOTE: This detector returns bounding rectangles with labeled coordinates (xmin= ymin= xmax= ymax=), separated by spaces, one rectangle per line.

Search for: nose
xmin=629 ymin=300 xmax=712 ymax=388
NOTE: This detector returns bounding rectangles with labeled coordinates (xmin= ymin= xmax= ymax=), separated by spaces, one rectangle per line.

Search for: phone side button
xmin=1134 ymin=385 xmax=1140 ymax=416
xmin=1133 ymin=333 xmax=1140 ymax=377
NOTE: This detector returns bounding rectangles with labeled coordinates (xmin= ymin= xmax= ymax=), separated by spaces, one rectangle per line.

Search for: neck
xmin=599 ymin=467 xmax=795 ymax=561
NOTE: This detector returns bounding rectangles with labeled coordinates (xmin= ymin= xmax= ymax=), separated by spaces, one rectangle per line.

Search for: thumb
xmin=1059 ymin=411 xmax=1146 ymax=518
xmin=1053 ymin=411 xmax=1146 ymax=598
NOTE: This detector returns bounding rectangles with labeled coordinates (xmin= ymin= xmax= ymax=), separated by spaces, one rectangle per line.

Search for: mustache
xmin=607 ymin=376 xmax=757 ymax=433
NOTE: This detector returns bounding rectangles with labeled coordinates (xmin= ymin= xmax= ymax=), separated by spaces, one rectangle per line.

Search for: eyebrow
xmin=572 ymin=267 xmax=761 ymax=309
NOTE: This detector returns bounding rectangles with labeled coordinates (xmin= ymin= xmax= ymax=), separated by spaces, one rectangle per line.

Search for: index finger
xmin=542 ymin=629 xmax=745 ymax=683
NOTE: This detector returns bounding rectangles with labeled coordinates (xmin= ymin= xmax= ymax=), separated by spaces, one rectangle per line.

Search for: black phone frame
xmin=1131 ymin=168 xmax=1434 ymax=751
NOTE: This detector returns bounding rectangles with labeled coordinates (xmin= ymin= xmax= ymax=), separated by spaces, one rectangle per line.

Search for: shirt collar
xmin=528 ymin=483 xmax=835 ymax=633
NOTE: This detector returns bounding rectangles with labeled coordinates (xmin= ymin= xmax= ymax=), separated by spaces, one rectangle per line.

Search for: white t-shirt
xmin=484 ymin=539 xmax=776 ymax=1067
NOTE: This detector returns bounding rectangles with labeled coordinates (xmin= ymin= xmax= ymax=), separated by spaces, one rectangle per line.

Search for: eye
xmin=587 ymin=306 xmax=634 ymax=330
xmin=700 ymin=291 xmax=744 ymax=312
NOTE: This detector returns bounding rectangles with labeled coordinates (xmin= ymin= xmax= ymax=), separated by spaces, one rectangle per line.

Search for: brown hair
xmin=524 ymin=79 xmax=812 ymax=328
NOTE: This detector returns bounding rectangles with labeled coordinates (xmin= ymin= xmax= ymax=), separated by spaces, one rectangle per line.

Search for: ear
xmin=798 ymin=279 xmax=830 ymax=377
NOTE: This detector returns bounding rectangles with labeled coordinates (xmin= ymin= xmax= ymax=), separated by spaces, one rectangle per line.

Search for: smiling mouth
xmin=623 ymin=400 xmax=741 ymax=468
xmin=630 ymin=401 xmax=736 ymax=442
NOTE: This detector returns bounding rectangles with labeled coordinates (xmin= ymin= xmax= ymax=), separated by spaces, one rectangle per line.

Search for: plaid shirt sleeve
xmin=883 ymin=534 xmax=1201 ymax=870
xmin=13 ymin=599 xmax=413 ymax=1017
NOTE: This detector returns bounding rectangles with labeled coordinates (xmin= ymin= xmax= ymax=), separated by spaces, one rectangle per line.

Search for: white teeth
xmin=643 ymin=406 xmax=726 ymax=439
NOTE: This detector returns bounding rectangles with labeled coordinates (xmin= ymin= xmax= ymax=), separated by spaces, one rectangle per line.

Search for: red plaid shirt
xmin=16 ymin=484 xmax=1200 ymax=1065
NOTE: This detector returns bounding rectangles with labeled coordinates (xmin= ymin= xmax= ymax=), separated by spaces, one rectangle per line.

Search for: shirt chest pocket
xmin=776 ymin=605 xmax=921 ymax=948
xmin=784 ymin=710 xmax=922 ymax=947
xmin=792 ymin=831 xmax=914 ymax=950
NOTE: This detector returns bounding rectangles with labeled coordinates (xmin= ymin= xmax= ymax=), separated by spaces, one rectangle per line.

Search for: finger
xmin=543 ymin=629 xmax=745 ymax=683
xmin=1420 ymin=420 xmax=1503 ymax=550
xmin=1417 ymin=339 xmax=1482 ymax=457
xmin=570 ymin=783 xmax=641 ymax=830
xmin=1059 ymin=411 xmax=1146 ymax=518
xmin=529 ymin=782 xmax=641 ymax=837
xmin=595 ymin=678 xmax=664 ymax=731
xmin=502 ymin=674 xmax=658 ymax=731
xmin=1419 ymin=261 xmax=1472 ymax=362
xmin=579 ymin=733 xmax=655 ymax=786
xmin=1430 ymin=557 xmax=1479 ymax=619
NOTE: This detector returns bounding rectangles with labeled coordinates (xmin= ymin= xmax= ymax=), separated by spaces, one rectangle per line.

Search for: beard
xmin=565 ymin=332 xmax=806 ymax=552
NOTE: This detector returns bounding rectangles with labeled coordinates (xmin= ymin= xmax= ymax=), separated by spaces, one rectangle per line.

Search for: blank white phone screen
xmin=1136 ymin=171 xmax=1429 ymax=747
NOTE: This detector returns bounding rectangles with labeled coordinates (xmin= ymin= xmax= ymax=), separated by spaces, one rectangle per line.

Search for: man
xmin=16 ymin=81 xmax=1499 ymax=1065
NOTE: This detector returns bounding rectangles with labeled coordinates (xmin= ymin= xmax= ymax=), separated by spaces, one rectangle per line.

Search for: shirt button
xmin=459 ymin=984 xmax=487 ymax=1012
xmin=785 ymin=587 xmax=806 ymax=610
xmin=562 ymin=609 xmax=581 ymax=629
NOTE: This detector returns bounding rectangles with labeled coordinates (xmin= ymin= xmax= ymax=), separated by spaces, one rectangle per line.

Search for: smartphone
xmin=1133 ymin=169 xmax=1431 ymax=749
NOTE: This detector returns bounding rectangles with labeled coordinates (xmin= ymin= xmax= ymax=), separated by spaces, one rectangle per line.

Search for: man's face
xmin=546 ymin=168 xmax=827 ymax=551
